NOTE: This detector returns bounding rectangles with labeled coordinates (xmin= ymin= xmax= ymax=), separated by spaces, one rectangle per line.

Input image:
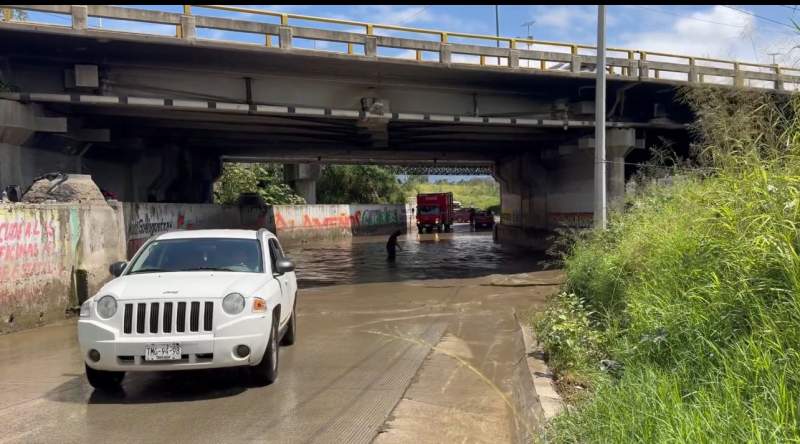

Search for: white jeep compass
xmin=78 ymin=229 xmax=297 ymax=390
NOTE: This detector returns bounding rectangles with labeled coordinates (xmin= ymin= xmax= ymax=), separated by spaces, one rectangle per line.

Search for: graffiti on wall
xmin=126 ymin=212 xmax=194 ymax=257
xmin=274 ymin=211 xmax=351 ymax=231
xmin=548 ymin=212 xmax=594 ymax=229
xmin=352 ymin=208 xmax=402 ymax=226
xmin=273 ymin=206 xmax=406 ymax=231
xmin=0 ymin=213 xmax=63 ymax=284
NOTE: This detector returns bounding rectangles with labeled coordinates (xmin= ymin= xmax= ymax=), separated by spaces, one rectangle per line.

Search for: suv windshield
xmin=128 ymin=238 xmax=264 ymax=274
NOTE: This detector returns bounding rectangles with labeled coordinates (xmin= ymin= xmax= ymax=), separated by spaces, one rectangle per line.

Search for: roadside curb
xmin=517 ymin=314 xmax=564 ymax=421
xmin=510 ymin=309 xmax=564 ymax=443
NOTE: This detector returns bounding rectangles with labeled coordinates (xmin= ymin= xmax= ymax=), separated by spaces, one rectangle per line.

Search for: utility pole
xmin=768 ymin=52 xmax=781 ymax=65
xmin=521 ymin=20 xmax=535 ymax=68
xmin=594 ymin=4 xmax=607 ymax=229
xmin=495 ymin=5 xmax=500 ymax=65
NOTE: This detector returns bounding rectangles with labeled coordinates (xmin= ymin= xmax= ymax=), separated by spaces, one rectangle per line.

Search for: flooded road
xmin=0 ymin=224 xmax=559 ymax=444
xmin=287 ymin=224 xmax=546 ymax=288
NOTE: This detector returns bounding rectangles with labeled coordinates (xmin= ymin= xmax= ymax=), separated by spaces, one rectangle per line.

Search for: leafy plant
xmin=213 ymin=163 xmax=305 ymax=205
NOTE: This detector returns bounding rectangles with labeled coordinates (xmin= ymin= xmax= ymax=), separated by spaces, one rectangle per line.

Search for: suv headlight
xmin=80 ymin=300 xmax=92 ymax=318
xmin=96 ymin=295 xmax=117 ymax=319
xmin=223 ymin=293 xmax=245 ymax=315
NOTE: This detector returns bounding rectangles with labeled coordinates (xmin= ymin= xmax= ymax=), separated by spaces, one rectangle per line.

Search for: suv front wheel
xmin=250 ymin=317 xmax=279 ymax=386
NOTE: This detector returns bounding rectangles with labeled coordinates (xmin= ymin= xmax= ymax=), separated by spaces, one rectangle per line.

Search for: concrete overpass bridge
xmin=0 ymin=5 xmax=796 ymax=249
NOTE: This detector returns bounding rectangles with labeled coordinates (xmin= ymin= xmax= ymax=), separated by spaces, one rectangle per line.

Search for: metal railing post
xmin=688 ymin=57 xmax=697 ymax=83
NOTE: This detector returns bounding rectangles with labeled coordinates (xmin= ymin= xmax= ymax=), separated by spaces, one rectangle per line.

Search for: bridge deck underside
xmin=37 ymin=100 xmax=588 ymax=167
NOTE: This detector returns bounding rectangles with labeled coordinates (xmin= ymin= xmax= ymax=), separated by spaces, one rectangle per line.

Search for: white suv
xmin=78 ymin=229 xmax=297 ymax=390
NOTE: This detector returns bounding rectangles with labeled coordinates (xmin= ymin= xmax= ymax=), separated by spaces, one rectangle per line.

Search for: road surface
xmin=0 ymin=225 xmax=560 ymax=443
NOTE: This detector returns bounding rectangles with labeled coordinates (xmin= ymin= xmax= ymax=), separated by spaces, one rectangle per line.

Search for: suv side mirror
xmin=274 ymin=259 xmax=295 ymax=275
xmin=109 ymin=261 xmax=127 ymax=278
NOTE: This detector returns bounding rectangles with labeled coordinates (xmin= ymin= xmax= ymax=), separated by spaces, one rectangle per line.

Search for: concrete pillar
xmin=606 ymin=128 xmax=636 ymax=211
xmin=440 ymin=44 xmax=451 ymax=64
xmin=494 ymin=152 xmax=550 ymax=251
xmin=639 ymin=60 xmax=649 ymax=80
xmin=509 ymin=49 xmax=520 ymax=68
xmin=365 ymin=36 xmax=377 ymax=58
xmin=71 ymin=5 xmax=87 ymax=31
xmin=628 ymin=60 xmax=638 ymax=78
xmin=279 ymin=26 xmax=293 ymax=49
xmin=0 ymin=143 xmax=22 ymax=190
xmin=774 ymin=65 xmax=784 ymax=91
xmin=180 ymin=15 xmax=196 ymax=41
xmin=571 ymin=54 xmax=581 ymax=73
xmin=284 ymin=163 xmax=321 ymax=204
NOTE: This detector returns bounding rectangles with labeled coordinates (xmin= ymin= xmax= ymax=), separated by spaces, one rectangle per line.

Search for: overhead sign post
xmin=594 ymin=4 xmax=607 ymax=229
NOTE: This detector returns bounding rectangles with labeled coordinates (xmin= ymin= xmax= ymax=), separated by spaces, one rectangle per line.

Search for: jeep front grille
xmin=122 ymin=301 xmax=213 ymax=335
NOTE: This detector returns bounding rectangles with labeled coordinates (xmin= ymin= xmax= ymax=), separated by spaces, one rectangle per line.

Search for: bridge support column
xmin=494 ymin=152 xmax=551 ymax=251
xmin=606 ymin=128 xmax=637 ymax=212
xmin=284 ymin=163 xmax=320 ymax=204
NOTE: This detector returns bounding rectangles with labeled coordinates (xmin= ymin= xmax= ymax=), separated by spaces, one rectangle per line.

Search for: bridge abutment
xmin=495 ymin=128 xmax=640 ymax=251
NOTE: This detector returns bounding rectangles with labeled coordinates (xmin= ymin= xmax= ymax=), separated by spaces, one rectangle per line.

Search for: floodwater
xmin=285 ymin=223 xmax=547 ymax=288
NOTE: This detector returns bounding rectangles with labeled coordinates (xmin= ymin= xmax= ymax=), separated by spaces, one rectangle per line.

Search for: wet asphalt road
xmin=0 ymin=225 xmax=560 ymax=443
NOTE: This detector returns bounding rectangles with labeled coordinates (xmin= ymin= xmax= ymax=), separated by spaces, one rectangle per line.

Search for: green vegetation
xmin=213 ymin=163 xmax=305 ymax=205
xmin=402 ymin=176 xmax=499 ymax=210
xmin=534 ymin=87 xmax=800 ymax=442
xmin=317 ymin=165 xmax=405 ymax=204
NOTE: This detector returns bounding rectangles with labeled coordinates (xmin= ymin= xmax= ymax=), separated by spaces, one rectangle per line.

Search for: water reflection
xmin=283 ymin=224 xmax=545 ymax=288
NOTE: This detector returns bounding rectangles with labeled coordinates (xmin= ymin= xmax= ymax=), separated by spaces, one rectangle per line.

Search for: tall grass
xmin=534 ymin=87 xmax=800 ymax=443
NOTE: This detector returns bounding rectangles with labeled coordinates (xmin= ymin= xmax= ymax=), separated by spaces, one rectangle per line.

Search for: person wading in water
xmin=386 ymin=230 xmax=403 ymax=261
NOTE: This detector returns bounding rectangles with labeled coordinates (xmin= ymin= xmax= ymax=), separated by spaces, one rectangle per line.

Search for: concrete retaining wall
xmin=0 ymin=202 xmax=125 ymax=334
xmin=122 ymin=202 xmax=411 ymax=255
xmin=122 ymin=202 xmax=242 ymax=258
xmin=273 ymin=204 xmax=411 ymax=244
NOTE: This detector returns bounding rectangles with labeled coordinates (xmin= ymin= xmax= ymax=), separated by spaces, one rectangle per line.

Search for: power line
xmin=721 ymin=5 xmax=797 ymax=30
xmin=396 ymin=5 xmax=430 ymax=25
xmin=628 ymin=5 xmax=747 ymax=28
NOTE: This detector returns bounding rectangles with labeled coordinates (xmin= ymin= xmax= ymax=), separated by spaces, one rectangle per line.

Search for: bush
xmin=535 ymin=87 xmax=800 ymax=442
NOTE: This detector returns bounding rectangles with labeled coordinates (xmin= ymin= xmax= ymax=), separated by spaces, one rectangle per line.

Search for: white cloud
xmin=614 ymin=5 xmax=800 ymax=67
xmin=616 ymin=6 xmax=753 ymax=60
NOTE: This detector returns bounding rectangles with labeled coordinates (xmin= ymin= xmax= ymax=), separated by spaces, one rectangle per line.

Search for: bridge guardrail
xmin=2 ymin=4 xmax=798 ymax=91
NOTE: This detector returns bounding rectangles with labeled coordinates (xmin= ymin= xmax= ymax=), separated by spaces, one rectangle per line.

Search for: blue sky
xmin=21 ymin=5 xmax=800 ymax=182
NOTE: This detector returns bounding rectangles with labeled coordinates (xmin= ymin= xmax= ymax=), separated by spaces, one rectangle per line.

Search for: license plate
xmin=144 ymin=343 xmax=182 ymax=361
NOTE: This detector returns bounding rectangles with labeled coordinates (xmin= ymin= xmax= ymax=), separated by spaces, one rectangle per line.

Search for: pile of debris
xmin=3 ymin=172 xmax=108 ymax=204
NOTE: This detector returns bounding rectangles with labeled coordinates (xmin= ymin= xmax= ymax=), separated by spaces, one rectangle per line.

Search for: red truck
xmin=416 ymin=192 xmax=454 ymax=233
